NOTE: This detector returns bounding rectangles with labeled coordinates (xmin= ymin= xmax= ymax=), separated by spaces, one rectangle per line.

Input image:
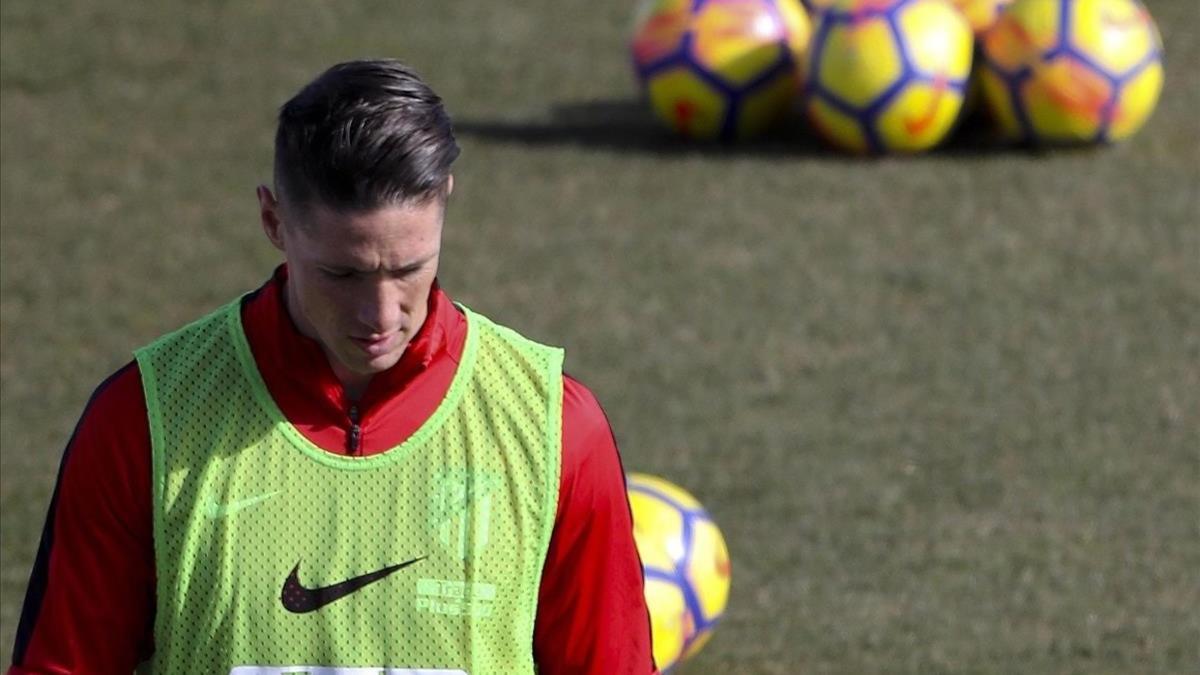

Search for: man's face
xmin=258 ymin=184 xmax=448 ymax=391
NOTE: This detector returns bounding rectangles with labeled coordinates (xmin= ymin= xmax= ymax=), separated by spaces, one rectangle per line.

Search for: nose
xmin=356 ymin=279 xmax=403 ymax=335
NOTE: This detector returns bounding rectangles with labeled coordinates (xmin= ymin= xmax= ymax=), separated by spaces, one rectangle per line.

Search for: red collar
xmin=242 ymin=264 xmax=462 ymax=424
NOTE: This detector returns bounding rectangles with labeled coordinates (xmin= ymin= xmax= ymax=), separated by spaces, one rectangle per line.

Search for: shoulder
xmin=50 ymin=360 xmax=152 ymax=551
xmin=459 ymin=306 xmax=565 ymax=357
xmin=562 ymin=373 xmax=612 ymax=453
xmin=447 ymin=303 xmax=615 ymax=470
xmin=79 ymin=360 xmax=147 ymax=431
xmin=559 ymin=372 xmax=628 ymax=509
xmin=136 ymin=298 xmax=241 ymax=359
xmin=66 ymin=360 xmax=150 ymax=470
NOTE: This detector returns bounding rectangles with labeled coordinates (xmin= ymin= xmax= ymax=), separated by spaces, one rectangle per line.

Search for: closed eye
xmin=320 ymin=268 xmax=357 ymax=280
xmin=392 ymin=262 xmax=425 ymax=279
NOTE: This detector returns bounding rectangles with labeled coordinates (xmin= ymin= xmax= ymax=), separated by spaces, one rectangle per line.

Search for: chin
xmin=362 ymin=353 xmax=405 ymax=374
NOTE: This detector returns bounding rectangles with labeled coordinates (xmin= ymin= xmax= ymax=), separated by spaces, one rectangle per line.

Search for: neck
xmin=334 ymin=366 xmax=372 ymax=404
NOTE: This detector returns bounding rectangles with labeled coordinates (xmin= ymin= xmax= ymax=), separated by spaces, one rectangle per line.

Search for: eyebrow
xmin=323 ymin=253 xmax=436 ymax=276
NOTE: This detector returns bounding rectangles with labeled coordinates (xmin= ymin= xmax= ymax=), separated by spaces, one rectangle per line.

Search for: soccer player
xmin=9 ymin=59 xmax=654 ymax=674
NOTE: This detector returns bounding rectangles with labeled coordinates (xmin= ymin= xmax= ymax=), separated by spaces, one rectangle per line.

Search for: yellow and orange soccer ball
xmin=627 ymin=473 xmax=731 ymax=672
xmin=630 ymin=0 xmax=812 ymax=141
xmin=804 ymin=0 xmax=975 ymax=153
xmin=977 ymin=0 xmax=1163 ymax=144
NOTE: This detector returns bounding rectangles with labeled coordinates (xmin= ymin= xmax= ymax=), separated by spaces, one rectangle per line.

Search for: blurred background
xmin=2 ymin=0 xmax=1197 ymax=672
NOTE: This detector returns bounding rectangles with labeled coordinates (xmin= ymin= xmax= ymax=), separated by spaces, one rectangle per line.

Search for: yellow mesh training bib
xmin=134 ymin=298 xmax=562 ymax=675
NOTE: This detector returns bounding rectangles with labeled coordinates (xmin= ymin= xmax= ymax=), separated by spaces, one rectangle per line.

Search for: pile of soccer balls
xmin=631 ymin=0 xmax=1164 ymax=151
xmin=626 ymin=473 xmax=732 ymax=672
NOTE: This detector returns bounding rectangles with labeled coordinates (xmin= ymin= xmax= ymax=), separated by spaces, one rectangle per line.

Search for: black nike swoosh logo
xmin=281 ymin=557 xmax=425 ymax=613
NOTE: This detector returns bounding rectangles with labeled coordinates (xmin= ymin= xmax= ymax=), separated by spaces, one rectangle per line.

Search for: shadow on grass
xmin=454 ymin=98 xmax=1051 ymax=160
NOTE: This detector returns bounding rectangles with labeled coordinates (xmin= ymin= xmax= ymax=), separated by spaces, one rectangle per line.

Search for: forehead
xmin=287 ymin=199 xmax=444 ymax=256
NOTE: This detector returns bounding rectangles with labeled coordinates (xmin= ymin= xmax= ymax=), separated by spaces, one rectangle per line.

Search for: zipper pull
xmin=347 ymin=405 xmax=361 ymax=455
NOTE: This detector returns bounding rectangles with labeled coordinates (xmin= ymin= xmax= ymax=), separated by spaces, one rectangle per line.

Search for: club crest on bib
xmin=430 ymin=469 xmax=499 ymax=561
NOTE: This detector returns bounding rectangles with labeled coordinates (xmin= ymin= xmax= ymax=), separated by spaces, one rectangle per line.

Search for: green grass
xmin=3 ymin=0 xmax=1199 ymax=672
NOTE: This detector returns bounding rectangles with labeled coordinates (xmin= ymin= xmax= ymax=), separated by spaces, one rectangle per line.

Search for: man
xmin=10 ymin=59 xmax=654 ymax=674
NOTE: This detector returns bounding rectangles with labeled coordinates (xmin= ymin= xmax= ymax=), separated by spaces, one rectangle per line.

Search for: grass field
xmin=2 ymin=0 xmax=1198 ymax=672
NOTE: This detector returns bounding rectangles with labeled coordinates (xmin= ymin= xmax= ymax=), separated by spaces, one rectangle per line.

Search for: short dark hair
xmin=274 ymin=59 xmax=460 ymax=211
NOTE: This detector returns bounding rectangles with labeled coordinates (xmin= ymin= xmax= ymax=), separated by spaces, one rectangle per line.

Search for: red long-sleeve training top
xmin=9 ymin=265 xmax=655 ymax=674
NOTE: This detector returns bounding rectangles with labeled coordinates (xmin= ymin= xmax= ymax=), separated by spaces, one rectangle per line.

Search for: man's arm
xmin=9 ymin=362 xmax=156 ymax=674
xmin=533 ymin=374 xmax=656 ymax=675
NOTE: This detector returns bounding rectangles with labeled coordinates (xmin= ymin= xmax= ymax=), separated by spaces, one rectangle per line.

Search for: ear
xmin=445 ymin=174 xmax=454 ymax=198
xmin=258 ymin=185 xmax=286 ymax=252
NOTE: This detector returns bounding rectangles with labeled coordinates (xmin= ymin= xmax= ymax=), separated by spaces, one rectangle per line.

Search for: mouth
xmin=350 ymin=333 xmax=398 ymax=357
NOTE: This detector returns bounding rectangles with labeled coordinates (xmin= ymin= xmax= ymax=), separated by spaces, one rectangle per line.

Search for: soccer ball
xmin=804 ymin=0 xmax=974 ymax=153
xmin=977 ymin=0 xmax=1163 ymax=144
xmin=627 ymin=473 xmax=731 ymax=671
xmin=631 ymin=0 xmax=812 ymax=141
